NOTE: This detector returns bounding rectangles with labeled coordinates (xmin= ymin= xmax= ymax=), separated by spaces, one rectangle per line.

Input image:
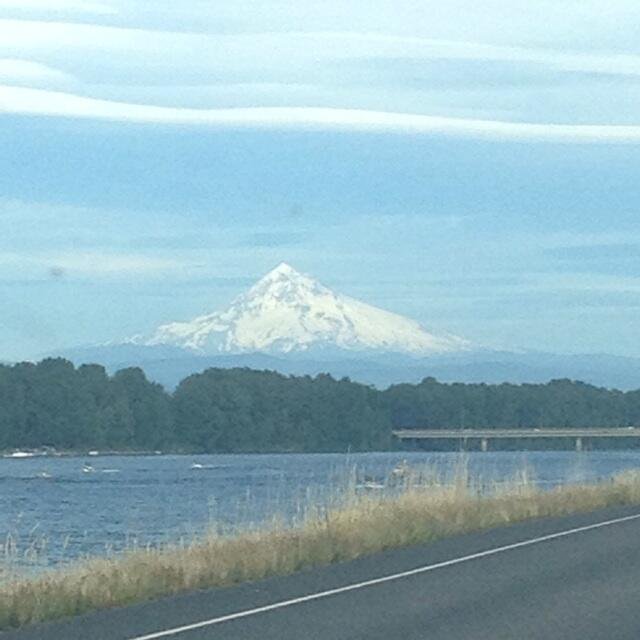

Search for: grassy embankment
xmin=2 ymin=466 xmax=640 ymax=630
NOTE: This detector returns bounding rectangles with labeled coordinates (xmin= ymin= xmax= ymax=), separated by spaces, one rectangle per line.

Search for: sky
xmin=1 ymin=0 xmax=640 ymax=359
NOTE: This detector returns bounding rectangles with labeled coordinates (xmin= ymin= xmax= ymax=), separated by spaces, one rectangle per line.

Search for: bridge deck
xmin=393 ymin=428 xmax=640 ymax=439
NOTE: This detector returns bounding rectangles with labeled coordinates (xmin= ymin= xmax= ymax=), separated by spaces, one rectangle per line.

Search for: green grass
xmin=2 ymin=466 xmax=640 ymax=630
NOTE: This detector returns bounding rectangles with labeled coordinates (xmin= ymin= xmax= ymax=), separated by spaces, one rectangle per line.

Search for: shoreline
xmin=4 ymin=445 xmax=640 ymax=459
xmin=1 ymin=450 xmax=166 ymax=459
xmin=3 ymin=466 xmax=640 ymax=630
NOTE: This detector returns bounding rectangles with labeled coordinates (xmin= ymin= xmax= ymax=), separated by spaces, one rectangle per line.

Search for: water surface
xmin=2 ymin=451 xmax=639 ymax=575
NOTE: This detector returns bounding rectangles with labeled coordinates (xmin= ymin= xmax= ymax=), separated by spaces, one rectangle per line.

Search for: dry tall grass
xmin=2 ymin=467 xmax=640 ymax=630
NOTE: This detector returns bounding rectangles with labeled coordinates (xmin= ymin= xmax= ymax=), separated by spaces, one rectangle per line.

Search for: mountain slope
xmin=143 ymin=263 xmax=468 ymax=355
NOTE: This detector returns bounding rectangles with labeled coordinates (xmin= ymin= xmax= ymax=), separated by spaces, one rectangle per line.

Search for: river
xmin=2 ymin=450 xmax=640 ymax=576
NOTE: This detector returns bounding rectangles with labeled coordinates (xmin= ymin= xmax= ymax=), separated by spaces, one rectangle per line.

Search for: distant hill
xmin=52 ymin=345 xmax=640 ymax=391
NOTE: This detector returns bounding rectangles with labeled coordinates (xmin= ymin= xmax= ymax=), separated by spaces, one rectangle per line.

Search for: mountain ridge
xmin=50 ymin=343 xmax=640 ymax=392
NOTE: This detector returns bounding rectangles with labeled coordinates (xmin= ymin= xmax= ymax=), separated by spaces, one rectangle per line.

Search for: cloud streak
xmin=0 ymin=59 xmax=73 ymax=85
xmin=3 ymin=21 xmax=640 ymax=76
xmin=0 ymin=0 xmax=116 ymax=15
xmin=0 ymin=250 xmax=190 ymax=277
xmin=1 ymin=85 xmax=640 ymax=143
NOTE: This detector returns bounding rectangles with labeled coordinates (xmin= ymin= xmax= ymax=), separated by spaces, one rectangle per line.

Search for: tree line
xmin=1 ymin=359 xmax=640 ymax=453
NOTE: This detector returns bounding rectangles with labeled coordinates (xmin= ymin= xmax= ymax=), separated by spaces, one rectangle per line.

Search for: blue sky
xmin=1 ymin=0 xmax=640 ymax=359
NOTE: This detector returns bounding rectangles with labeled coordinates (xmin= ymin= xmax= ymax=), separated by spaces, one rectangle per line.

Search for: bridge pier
xmin=575 ymin=437 xmax=583 ymax=452
xmin=481 ymin=437 xmax=489 ymax=452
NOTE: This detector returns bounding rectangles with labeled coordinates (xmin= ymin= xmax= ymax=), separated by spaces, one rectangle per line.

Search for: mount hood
xmin=139 ymin=263 xmax=468 ymax=356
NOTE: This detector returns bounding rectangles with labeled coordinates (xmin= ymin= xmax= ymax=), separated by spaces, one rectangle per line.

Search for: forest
xmin=1 ymin=358 xmax=640 ymax=453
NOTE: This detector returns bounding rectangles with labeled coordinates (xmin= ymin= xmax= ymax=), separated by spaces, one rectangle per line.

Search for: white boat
xmin=88 ymin=450 xmax=99 ymax=456
xmin=5 ymin=451 xmax=35 ymax=458
xmin=82 ymin=464 xmax=96 ymax=473
xmin=361 ymin=481 xmax=385 ymax=490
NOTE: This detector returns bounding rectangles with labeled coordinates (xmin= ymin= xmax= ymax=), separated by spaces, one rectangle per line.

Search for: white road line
xmin=129 ymin=511 xmax=640 ymax=640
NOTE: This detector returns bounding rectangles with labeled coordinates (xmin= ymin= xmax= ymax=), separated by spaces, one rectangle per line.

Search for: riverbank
xmin=1 ymin=449 xmax=166 ymax=458
xmin=2 ymin=466 xmax=640 ymax=630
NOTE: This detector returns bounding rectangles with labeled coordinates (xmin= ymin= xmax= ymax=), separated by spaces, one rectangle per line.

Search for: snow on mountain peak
xmin=264 ymin=262 xmax=299 ymax=278
xmin=144 ymin=264 xmax=470 ymax=356
xmin=249 ymin=262 xmax=319 ymax=296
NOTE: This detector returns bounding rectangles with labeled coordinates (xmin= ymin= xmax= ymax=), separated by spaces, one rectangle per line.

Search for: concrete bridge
xmin=392 ymin=427 xmax=640 ymax=451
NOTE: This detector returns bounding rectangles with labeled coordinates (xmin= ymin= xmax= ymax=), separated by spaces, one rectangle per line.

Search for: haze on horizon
xmin=2 ymin=0 xmax=640 ymax=361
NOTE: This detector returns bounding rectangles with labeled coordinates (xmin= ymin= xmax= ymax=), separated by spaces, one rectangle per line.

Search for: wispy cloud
xmin=0 ymin=250 xmax=190 ymax=278
xmin=46 ymin=251 xmax=186 ymax=275
xmin=1 ymin=85 xmax=639 ymax=143
xmin=544 ymin=242 xmax=640 ymax=277
xmin=0 ymin=0 xmax=116 ymax=15
xmin=4 ymin=22 xmax=640 ymax=79
xmin=546 ymin=243 xmax=640 ymax=260
xmin=0 ymin=59 xmax=73 ymax=86
xmin=341 ymin=33 xmax=640 ymax=78
xmin=0 ymin=18 xmax=203 ymax=53
xmin=2 ymin=19 xmax=640 ymax=126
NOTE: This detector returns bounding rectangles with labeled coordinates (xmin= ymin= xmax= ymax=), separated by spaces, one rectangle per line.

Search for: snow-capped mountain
xmin=55 ymin=264 xmax=640 ymax=390
xmin=142 ymin=263 xmax=469 ymax=356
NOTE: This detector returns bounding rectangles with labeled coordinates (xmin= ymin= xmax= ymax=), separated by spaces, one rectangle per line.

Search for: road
xmin=4 ymin=504 xmax=640 ymax=640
